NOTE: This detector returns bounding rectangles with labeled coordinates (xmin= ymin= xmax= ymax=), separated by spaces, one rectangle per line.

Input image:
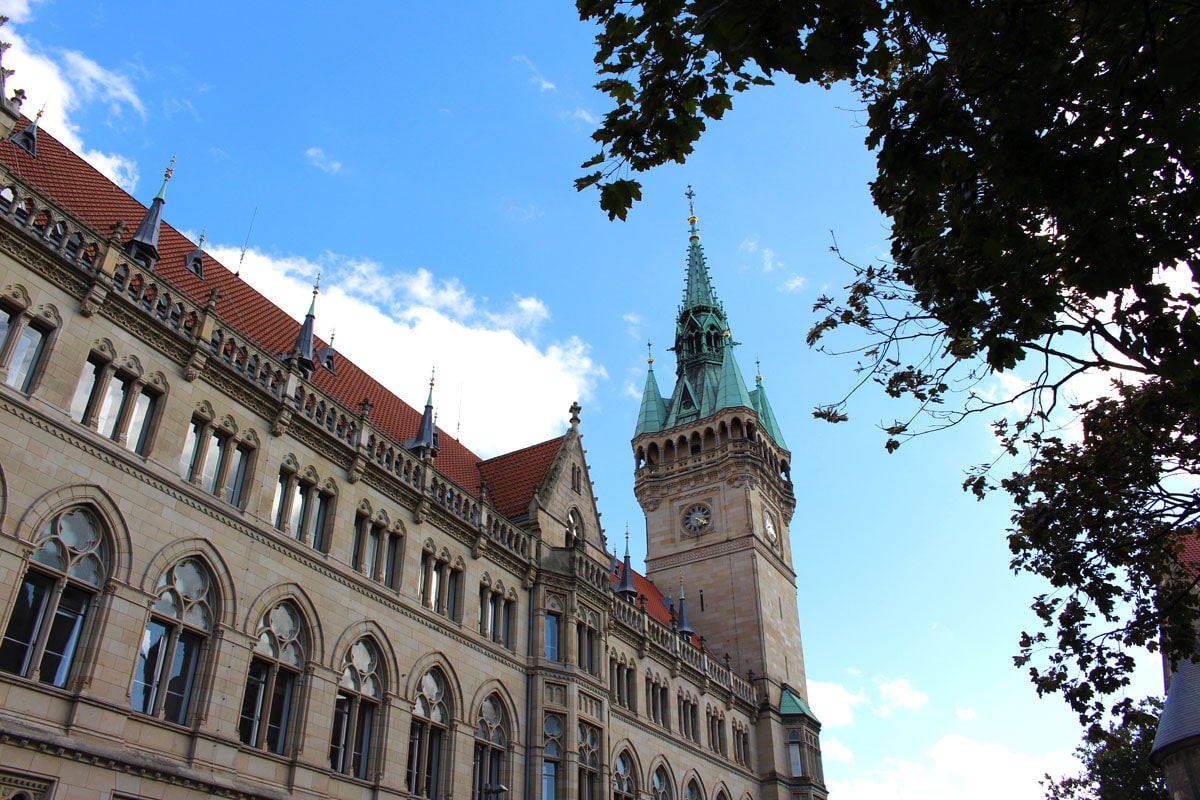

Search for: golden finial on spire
xmin=756 ymin=358 xmax=762 ymax=382
xmin=198 ymin=227 xmax=206 ymax=247
xmin=312 ymin=270 xmax=321 ymax=297
xmin=430 ymin=366 xmax=436 ymax=389
xmin=164 ymin=154 xmax=176 ymax=182
xmin=647 ymin=340 xmax=654 ymax=365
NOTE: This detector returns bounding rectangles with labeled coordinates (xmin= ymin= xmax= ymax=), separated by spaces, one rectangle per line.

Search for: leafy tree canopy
xmin=578 ymin=0 xmax=1200 ymax=729
xmin=1042 ymin=697 xmax=1168 ymax=800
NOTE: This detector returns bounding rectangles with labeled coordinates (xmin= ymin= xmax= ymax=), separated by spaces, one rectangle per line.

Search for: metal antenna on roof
xmin=236 ymin=206 xmax=258 ymax=278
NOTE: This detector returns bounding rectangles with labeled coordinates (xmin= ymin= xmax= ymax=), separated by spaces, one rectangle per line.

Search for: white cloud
xmin=0 ymin=18 xmax=142 ymax=190
xmin=955 ymin=705 xmax=976 ymax=721
xmin=0 ymin=0 xmax=42 ymax=24
xmin=822 ymin=736 xmax=854 ymax=763
xmin=808 ymin=680 xmax=868 ymax=728
xmin=782 ymin=274 xmax=807 ymax=293
xmin=830 ymin=735 xmax=1078 ymax=800
xmin=874 ymin=677 xmax=929 ymax=718
xmin=570 ymin=107 xmax=598 ymax=125
xmin=304 ymin=146 xmax=342 ymax=174
xmin=514 ymin=55 xmax=556 ymax=92
xmin=210 ymin=244 xmax=605 ymax=457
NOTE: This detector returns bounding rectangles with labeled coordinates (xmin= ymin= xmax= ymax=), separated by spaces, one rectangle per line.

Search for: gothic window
xmin=131 ymin=558 xmax=214 ymax=724
xmin=418 ymin=549 xmax=462 ymax=621
xmin=788 ymin=731 xmax=804 ymax=777
xmin=0 ymin=507 xmax=109 ymax=688
xmin=651 ymin=766 xmax=674 ymax=800
xmin=407 ymin=668 xmax=451 ymax=799
xmin=478 ymin=584 xmax=515 ymax=648
xmin=570 ymin=463 xmax=582 ymax=493
xmin=577 ymin=722 xmax=601 ymax=800
xmin=566 ymin=508 xmax=583 ymax=546
xmin=0 ymin=303 xmax=51 ymax=393
xmin=181 ymin=416 xmax=254 ymax=507
xmin=70 ymin=356 xmax=162 ymax=455
xmin=238 ymin=601 xmax=306 ymax=755
xmin=544 ymin=612 xmax=560 ymax=661
xmin=685 ymin=780 xmax=703 ymax=800
xmin=576 ymin=609 xmax=599 ymax=675
xmin=272 ymin=466 xmax=334 ymax=551
xmin=613 ymin=751 xmax=637 ymax=800
xmin=471 ymin=694 xmax=508 ymax=800
xmin=329 ymin=638 xmax=383 ymax=780
xmin=541 ymin=713 xmax=563 ymax=800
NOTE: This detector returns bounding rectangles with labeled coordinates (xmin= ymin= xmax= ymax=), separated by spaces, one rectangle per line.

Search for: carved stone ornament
xmin=184 ymin=350 xmax=207 ymax=382
xmin=414 ymin=497 xmax=430 ymax=524
xmin=348 ymin=453 xmax=366 ymax=484
xmin=271 ymin=407 xmax=293 ymax=438
xmin=471 ymin=532 xmax=487 ymax=559
xmin=81 ymin=283 xmax=107 ymax=317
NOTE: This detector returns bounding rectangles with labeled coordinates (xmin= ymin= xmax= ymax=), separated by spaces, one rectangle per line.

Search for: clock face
xmin=763 ymin=512 xmax=777 ymax=542
xmin=682 ymin=503 xmax=712 ymax=534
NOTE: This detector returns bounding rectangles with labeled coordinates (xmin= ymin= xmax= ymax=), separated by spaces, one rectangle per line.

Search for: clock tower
xmin=632 ymin=195 xmax=825 ymax=797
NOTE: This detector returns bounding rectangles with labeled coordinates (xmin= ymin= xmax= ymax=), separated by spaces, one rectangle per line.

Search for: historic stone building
xmin=0 ymin=66 xmax=825 ymax=800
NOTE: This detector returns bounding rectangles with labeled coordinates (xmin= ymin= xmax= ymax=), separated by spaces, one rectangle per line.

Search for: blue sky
xmin=0 ymin=1 xmax=1166 ymax=795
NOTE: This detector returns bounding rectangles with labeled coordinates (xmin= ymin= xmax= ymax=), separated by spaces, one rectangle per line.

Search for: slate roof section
xmin=780 ymin=684 xmax=818 ymax=721
xmin=0 ymin=117 xmax=485 ymax=489
xmin=478 ymin=436 xmax=564 ymax=520
xmin=1153 ymin=657 xmax=1200 ymax=758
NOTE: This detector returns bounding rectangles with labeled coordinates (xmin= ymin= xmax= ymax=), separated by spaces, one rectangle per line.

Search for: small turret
xmin=283 ymin=279 xmax=319 ymax=379
xmin=9 ymin=105 xmax=41 ymax=157
xmin=676 ymin=578 xmax=695 ymax=638
xmin=127 ymin=157 xmax=175 ymax=269
xmin=404 ymin=371 xmax=440 ymax=460
xmin=617 ymin=528 xmax=637 ymax=601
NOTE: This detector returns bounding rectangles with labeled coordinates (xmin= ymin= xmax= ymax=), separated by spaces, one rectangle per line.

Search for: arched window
xmin=542 ymin=713 xmax=563 ymax=799
xmin=613 ymin=751 xmax=637 ymax=800
xmin=0 ymin=507 xmax=109 ymax=688
xmin=330 ymin=638 xmax=383 ymax=779
xmin=578 ymin=722 xmax=601 ymax=800
xmin=239 ymin=601 xmax=306 ymax=754
xmin=472 ymin=693 xmax=508 ymax=800
xmin=685 ymin=779 xmax=703 ymax=800
xmin=407 ymin=668 xmax=451 ymax=798
xmin=131 ymin=557 xmax=215 ymax=724
xmin=651 ymin=766 xmax=674 ymax=800
xmin=566 ymin=509 xmax=583 ymax=546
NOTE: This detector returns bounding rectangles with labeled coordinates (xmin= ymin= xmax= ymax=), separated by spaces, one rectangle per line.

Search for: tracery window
xmin=577 ymin=722 xmax=601 ymax=800
xmin=131 ymin=558 xmax=214 ymax=724
xmin=0 ymin=507 xmax=109 ymax=688
xmin=651 ymin=766 xmax=674 ymax=800
xmin=239 ymin=601 xmax=306 ymax=754
xmin=542 ymin=713 xmax=563 ymax=800
xmin=329 ymin=638 xmax=382 ymax=779
xmin=685 ymin=780 xmax=703 ymax=800
xmin=471 ymin=693 xmax=508 ymax=800
xmin=612 ymin=751 xmax=637 ymax=800
xmin=407 ymin=668 xmax=451 ymax=799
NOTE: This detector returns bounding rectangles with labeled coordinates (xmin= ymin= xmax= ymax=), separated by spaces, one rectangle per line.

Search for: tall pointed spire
xmin=635 ymin=342 xmax=667 ymax=436
xmin=126 ymin=156 xmax=175 ymax=269
xmin=283 ymin=276 xmax=319 ymax=379
xmin=404 ymin=369 xmax=440 ymax=460
xmin=715 ymin=329 xmax=753 ymax=412
xmin=676 ymin=577 xmax=695 ymax=638
xmin=683 ymin=185 xmax=719 ymax=311
xmin=617 ymin=526 xmax=637 ymax=601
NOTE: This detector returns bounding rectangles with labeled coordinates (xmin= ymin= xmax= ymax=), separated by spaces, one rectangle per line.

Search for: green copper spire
xmin=635 ymin=343 xmax=667 ymax=436
xmin=751 ymin=363 xmax=788 ymax=449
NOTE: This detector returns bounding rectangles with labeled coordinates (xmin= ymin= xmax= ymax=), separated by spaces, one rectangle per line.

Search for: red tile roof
xmin=479 ymin=436 xmax=564 ymax=520
xmin=0 ymin=117 xmax=487 ymax=489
